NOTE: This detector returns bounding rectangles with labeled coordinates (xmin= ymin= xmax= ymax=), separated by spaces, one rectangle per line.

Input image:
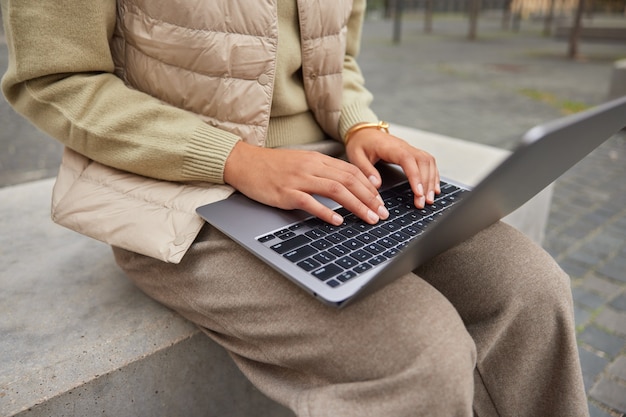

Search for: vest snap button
xmin=257 ymin=74 xmax=270 ymax=85
xmin=173 ymin=235 xmax=186 ymax=246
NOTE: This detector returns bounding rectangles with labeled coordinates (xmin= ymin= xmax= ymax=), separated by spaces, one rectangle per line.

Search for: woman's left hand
xmin=344 ymin=127 xmax=441 ymax=208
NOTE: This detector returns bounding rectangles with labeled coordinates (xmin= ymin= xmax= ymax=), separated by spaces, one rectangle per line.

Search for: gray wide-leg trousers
xmin=113 ymin=221 xmax=588 ymax=417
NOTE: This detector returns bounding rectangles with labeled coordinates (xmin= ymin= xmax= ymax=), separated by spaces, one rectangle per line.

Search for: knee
xmin=308 ymin=295 xmax=477 ymax=416
xmin=497 ymin=231 xmax=574 ymax=318
xmin=372 ymin=314 xmax=477 ymax=415
xmin=325 ymin=275 xmax=478 ymax=399
xmin=470 ymin=222 xmax=574 ymax=319
xmin=411 ymin=320 xmax=477 ymax=409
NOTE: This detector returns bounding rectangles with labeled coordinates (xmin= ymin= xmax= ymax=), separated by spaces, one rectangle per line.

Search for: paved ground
xmin=357 ymin=12 xmax=626 ymax=417
xmin=1 ymin=11 xmax=625 ymax=417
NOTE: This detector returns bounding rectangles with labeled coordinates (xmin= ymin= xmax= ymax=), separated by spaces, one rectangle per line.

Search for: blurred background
xmin=2 ymin=2 xmax=626 ymax=416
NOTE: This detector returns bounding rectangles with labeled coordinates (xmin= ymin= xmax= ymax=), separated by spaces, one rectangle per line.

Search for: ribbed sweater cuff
xmin=182 ymin=124 xmax=241 ymax=183
xmin=339 ymin=103 xmax=379 ymax=142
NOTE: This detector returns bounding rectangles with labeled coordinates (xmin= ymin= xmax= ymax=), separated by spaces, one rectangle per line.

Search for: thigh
xmin=112 ymin=225 xmax=478 ymax=417
xmin=416 ymin=221 xmax=572 ymax=327
xmin=114 ymin=225 xmax=472 ymax=382
xmin=416 ymin=223 xmax=585 ymax=417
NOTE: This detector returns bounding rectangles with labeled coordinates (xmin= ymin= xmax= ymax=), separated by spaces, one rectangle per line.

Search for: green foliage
xmin=518 ymin=88 xmax=591 ymax=115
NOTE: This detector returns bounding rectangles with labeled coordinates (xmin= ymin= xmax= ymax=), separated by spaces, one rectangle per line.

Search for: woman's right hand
xmin=223 ymin=141 xmax=389 ymax=226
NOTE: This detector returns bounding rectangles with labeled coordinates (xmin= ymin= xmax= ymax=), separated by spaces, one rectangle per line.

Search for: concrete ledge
xmin=0 ymin=179 xmax=293 ymax=417
xmin=0 ymin=126 xmax=552 ymax=416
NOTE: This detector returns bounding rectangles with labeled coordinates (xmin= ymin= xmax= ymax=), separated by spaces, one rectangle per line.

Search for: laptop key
xmin=350 ymin=249 xmax=372 ymax=262
xmin=380 ymin=222 xmax=401 ymax=232
xmin=337 ymin=256 xmax=358 ymax=269
xmin=277 ymin=231 xmax=296 ymax=240
xmin=384 ymin=248 xmax=400 ymax=258
xmin=390 ymin=231 xmax=411 ymax=243
xmin=368 ymin=255 xmax=387 ymax=265
xmin=378 ymin=237 xmax=397 ymax=248
xmin=311 ymin=238 xmax=332 ymax=250
xmin=370 ymin=227 xmax=388 ymax=238
xmin=338 ymin=227 xmax=358 ymax=238
xmin=363 ymin=243 xmax=386 ymax=255
xmin=297 ymin=258 xmax=321 ymax=271
xmin=305 ymin=228 xmax=326 ymax=239
xmin=312 ymin=264 xmax=343 ymax=281
xmin=284 ymin=245 xmax=317 ymax=263
xmin=403 ymin=225 xmax=422 ymax=237
xmin=342 ymin=238 xmax=364 ymax=251
xmin=441 ymin=183 xmax=459 ymax=194
xmin=355 ymin=232 xmax=376 ymax=244
xmin=269 ymin=234 xmax=311 ymax=254
xmin=326 ymin=232 xmax=346 ymax=244
xmin=313 ymin=251 xmax=336 ymax=264
xmin=353 ymin=263 xmax=373 ymax=274
xmin=336 ymin=270 xmax=357 ymax=282
xmin=258 ymin=234 xmax=276 ymax=243
xmin=328 ymin=246 xmax=349 ymax=257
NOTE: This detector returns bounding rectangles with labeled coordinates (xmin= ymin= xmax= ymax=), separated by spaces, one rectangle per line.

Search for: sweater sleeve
xmin=338 ymin=0 xmax=380 ymax=141
xmin=0 ymin=0 xmax=240 ymax=184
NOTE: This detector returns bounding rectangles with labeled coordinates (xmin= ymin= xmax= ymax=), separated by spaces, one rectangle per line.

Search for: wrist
xmin=223 ymin=140 xmax=253 ymax=186
xmin=344 ymin=121 xmax=390 ymax=146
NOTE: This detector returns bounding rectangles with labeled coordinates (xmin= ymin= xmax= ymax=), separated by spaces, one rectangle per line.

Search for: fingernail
xmin=332 ymin=214 xmax=343 ymax=225
xmin=417 ymin=183 xmax=424 ymax=196
xmin=435 ymin=182 xmax=441 ymax=193
xmin=417 ymin=196 xmax=426 ymax=208
xmin=367 ymin=209 xmax=380 ymax=223
xmin=369 ymin=175 xmax=380 ymax=187
xmin=427 ymin=191 xmax=435 ymax=203
xmin=378 ymin=205 xmax=389 ymax=220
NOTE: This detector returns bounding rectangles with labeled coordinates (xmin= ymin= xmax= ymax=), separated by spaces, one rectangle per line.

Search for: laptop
xmin=196 ymin=96 xmax=626 ymax=308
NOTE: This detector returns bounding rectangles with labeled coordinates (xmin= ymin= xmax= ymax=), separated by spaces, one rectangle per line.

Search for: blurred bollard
xmin=393 ymin=0 xmax=403 ymax=44
xmin=608 ymin=59 xmax=626 ymax=100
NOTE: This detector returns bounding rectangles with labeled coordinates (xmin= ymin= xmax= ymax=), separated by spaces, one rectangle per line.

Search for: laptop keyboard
xmin=257 ymin=181 xmax=467 ymax=288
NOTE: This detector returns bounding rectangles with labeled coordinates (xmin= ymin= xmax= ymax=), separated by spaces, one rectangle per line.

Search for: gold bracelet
xmin=344 ymin=121 xmax=390 ymax=145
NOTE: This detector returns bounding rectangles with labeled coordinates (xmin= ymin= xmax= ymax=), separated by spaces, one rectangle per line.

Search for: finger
xmin=348 ymin=148 xmax=383 ymax=188
xmin=308 ymin=175 xmax=388 ymax=225
xmin=417 ymin=156 xmax=438 ymax=204
xmin=324 ymin=158 xmax=381 ymax=197
xmin=311 ymin=161 xmax=388 ymax=222
xmin=291 ymin=183 xmax=383 ymax=226
xmin=291 ymin=191 xmax=345 ymax=226
xmin=393 ymin=154 xmax=428 ymax=208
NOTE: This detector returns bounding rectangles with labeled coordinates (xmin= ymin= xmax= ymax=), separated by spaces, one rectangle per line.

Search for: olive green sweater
xmin=1 ymin=0 xmax=378 ymax=184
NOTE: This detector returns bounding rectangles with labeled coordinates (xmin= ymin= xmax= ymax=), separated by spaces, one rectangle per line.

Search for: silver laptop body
xmin=196 ymin=97 xmax=626 ymax=308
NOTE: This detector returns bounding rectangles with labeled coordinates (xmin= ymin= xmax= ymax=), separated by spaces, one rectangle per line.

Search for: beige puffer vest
xmin=111 ymin=0 xmax=352 ymax=143
xmin=51 ymin=0 xmax=354 ymax=263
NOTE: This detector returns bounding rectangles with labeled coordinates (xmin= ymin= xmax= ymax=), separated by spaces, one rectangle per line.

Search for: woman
xmin=1 ymin=0 xmax=588 ymax=415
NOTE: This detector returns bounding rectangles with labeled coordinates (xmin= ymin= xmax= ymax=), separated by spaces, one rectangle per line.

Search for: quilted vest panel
xmin=110 ymin=0 xmax=352 ymax=143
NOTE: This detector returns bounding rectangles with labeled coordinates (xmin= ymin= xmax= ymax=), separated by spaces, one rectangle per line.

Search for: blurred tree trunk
xmin=501 ymin=0 xmax=513 ymax=29
xmin=512 ymin=0 xmax=523 ymax=32
xmin=585 ymin=0 xmax=594 ymax=18
xmin=424 ymin=0 xmax=433 ymax=33
xmin=393 ymin=0 xmax=404 ymax=43
xmin=543 ymin=0 xmax=556 ymax=36
xmin=384 ymin=0 xmax=394 ymax=18
xmin=567 ymin=0 xmax=585 ymax=59
xmin=468 ymin=0 xmax=481 ymax=40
